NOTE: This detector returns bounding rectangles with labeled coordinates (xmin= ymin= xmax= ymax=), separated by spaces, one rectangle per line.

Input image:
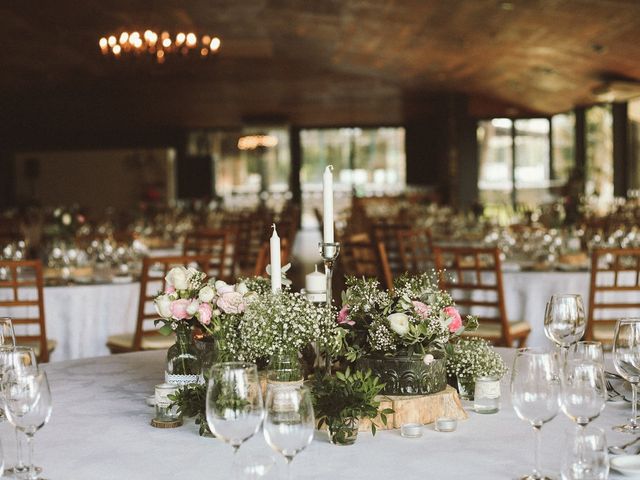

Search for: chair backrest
xmin=586 ymin=247 xmax=640 ymax=343
xmin=0 ymin=260 xmax=50 ymax=362
xmin=397 ymin=228 xmax=434 ymax=275
xmin=183 ymin=229 xmax=235 ymax=283
xmin=253 ymin=238 xmax=290 ymax=278
xmin=371 ymin=222 xmax=410 ymax=278
xmin=432 ymin=246 xmax=511 ymax=345
xmin=341 ymin=233 xmax=394 ymax=291
xmin=133 ymin=255 xmax=211 ymax=351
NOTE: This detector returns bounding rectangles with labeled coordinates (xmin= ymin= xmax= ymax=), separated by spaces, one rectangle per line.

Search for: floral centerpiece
xmin=338 ymin=273 xmax=478 ymax=395
xmin=446 ymin=337 xmax=507 ymax=400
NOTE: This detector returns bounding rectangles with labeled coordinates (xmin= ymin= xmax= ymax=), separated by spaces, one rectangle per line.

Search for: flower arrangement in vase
xmin=338 ymin=273 xmax=478 ymax=395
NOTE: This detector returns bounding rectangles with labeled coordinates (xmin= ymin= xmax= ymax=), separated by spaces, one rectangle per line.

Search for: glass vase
xmin=165 ymin=324 xmax=202 ymax=386
xmin=456 ymin=375 xmax=475 ymax=400
xmin=328 ymin=417 xmax=359 ymax=446
xmin=267 ymin=351 xmax=303 ymax=384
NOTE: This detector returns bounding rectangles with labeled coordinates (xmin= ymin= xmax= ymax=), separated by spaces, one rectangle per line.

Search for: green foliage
xmin=169 ymin=384 xmax=210 ymax=436
xmin=312 ymin=368 xmax=393 ymax=438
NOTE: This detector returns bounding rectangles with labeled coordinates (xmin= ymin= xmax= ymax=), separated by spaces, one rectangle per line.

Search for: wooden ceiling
xmin=2 ymin=0 xmax=640 ymax=130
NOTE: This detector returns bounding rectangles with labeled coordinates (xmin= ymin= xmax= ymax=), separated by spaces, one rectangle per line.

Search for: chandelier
xmin=99 ymin=30 xmax=221 ymax=63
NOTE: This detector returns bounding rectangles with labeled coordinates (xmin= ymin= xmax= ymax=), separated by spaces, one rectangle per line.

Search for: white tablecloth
xmin=9 ymin=349 xmax=627 ymax=479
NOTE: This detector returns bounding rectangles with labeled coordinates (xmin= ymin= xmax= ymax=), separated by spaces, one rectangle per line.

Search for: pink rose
xmin=337 ymin=305 xmax=355 ymax=326
xmin=165 ymin=286 xmax=176 ymax=294
xmin=412 ymin=301 xmax=431 ymax=319
xmin=216 ymin=292 xmax=246 ymax=314
xmin=443 ymin=306 xmax=463 ymax=333
xmin=198 ymin=302 xmax=213 ymax=326
xmin=170 ymin=299 xmax=190 ymax=320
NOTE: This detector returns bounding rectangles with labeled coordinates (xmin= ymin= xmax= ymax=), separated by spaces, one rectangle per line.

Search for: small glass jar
xmin=165 ymin=325 xmax=202 ymax=386
xmin=473 ymin=375 xmax=501 ymax=414
xmin=154 ymin=383 xmax=179 ymax=422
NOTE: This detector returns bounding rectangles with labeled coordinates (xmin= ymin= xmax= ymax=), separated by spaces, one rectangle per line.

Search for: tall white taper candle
xmin=323 ymin=165 xmax=334 ymax=244
xmin=270 ymin=224 xmax=281 ymax=293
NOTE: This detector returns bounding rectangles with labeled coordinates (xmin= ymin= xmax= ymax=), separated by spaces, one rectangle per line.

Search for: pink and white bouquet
xmin=153 ymin=266 xmax=257 ymax=336
xmin=339 ymin=273 xmax=478 ymax=362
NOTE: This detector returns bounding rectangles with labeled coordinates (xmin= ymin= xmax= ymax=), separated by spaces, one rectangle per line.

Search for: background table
xmin=12 ymin=348 xmax=631 ymax=479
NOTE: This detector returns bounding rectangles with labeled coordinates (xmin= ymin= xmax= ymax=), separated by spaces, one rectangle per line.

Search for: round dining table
xmin=6 ymin=348 xmax=630 ymax=479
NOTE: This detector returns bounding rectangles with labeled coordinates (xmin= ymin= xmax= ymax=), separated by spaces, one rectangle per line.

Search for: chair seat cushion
xmin=592 ymin=323 xmax=615 ymax=343
xmin=465 ymin=320 xmax=531 ymax=338
xmin=107 ymin=332 xmax=174 ymax=350
xmin=21 ymin=339 xmax=57 ymax=358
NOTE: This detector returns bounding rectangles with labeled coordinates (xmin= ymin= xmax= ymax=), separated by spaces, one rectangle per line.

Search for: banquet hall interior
xmin=3 ymin=1 xmax=640 ymax=479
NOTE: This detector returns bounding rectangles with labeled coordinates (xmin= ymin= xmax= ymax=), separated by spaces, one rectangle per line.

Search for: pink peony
xmin=198 ymin=302 xmax=213 ymax=325
xmin=165 ymin=286 xmax=176 ymax=294
xmin=170 ymin=299 xmax=190 ymax=320
xmin=443 ymin=306 xmax=463 ymax=333
xmin=412 ymin=301 xmax=431 ymax=319
xmin=337 ymin=305 xmax=355 ymax=326
xmin=216 ymin=291 xmax=246 ymax=314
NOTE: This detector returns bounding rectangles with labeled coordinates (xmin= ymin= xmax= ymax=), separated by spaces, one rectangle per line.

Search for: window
xmin=551 ymin=112 xmax=575 ymax=184
xmin=586 ymin=105 xmax=613 ymax=203
xmin=628 ymin=99 xmax=640 ymax=192
xmin=477 ymin=118 xmax=552 ymax=207
xmin=300 ymin=127 xmax=405 ymax=226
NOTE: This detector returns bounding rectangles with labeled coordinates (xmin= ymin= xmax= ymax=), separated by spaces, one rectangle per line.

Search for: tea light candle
xmin=400 ymin=423 xmax=423 ymax=438
xmin=305 ymin=265 xmax=326 ymax=293
xmin=435 ymin=417 xmax=457 ymax=432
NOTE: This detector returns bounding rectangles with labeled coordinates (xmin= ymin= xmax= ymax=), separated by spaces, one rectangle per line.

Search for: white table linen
xmin=13 ymin=348 xmax=628 ymax=479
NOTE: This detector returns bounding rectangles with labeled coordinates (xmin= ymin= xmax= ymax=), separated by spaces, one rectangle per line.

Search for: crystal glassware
xmin=263 ymin=385 xmax=315 ymax=480
xmin=0 ymin=318 xmax=16 ymax=347
xmin=567 ymin=341 xmax=604 ymax=366
xmin=544 ymin=294 xmax=586 ymax=362
xmin=206 ymin=362 xmax=264 ymax=454
xmin=612 ymin=318 xmax=640 ymax=433
xmin=560 ymin=359 xmax=606 ymax=427
xmin=2 ymin=369 xmax=52 ymax=480
xmin=511 ymin=348 xmax=560 ymax=480
xmin=560 ymin=426 xmax=609 ymax=480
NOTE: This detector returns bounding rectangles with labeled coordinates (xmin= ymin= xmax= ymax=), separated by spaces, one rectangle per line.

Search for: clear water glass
xmin=263 ymin=385 xmax=314 ymax=480
xmin=511 ymin=348 xmax=560 ymax=480
xmin=561 ymin=426 xmax=609 ymax=480
xmin=568 ymin=342 xmax=604 ymax=366
xmin=544 ymin=295 xmax=586 ymax=361
xmin=561 ymin=360 xmax=606 ymax=427
xmin=0 ymin=318 xmax=16 ymax=347
xmin=2 ymin=369 xmax=52 ymax=480
xmin=612 ymin=318 xmax=640 ymax=433
xmin=205 ymin=362 xmax=264 ymax=453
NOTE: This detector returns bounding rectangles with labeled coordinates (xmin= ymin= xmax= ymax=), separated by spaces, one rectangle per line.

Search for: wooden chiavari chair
xmin=0 ymin=260 xmax=56 ymax=362
xmin=397 ymin=228 xmax=434 ymax=275
xmin=341 ymin=233 xmax=394 ymax=291
xmin=586 ymin=247 xmax=640 ymax=344
xmin=107 ymin=255 xmax=211 ymax=353
xmin=371 ymin=222 xmax=410 ymax=279
xmin=183 ymin=229 xmax=235 ymax=283
xmin=433 ymin=246 xmax=530 ymax=347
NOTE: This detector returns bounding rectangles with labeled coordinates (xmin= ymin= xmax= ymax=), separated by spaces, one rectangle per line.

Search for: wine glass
xmin=561 ymin=426 xmax=609 ymax=480
xmin=511 ymin=348 xmax=560 ymax=480
xmin=567 ymin=341 xmax=604 ymax=366
xmin=0 ymin=318 xmax=16 ymax=347
xmin=206 ymin=362 xmax=264 ymax=454
xmin=263 ymin=385 xmax=314 ymax=480
xmin=612 ymin=318 xmax=640 ymax=433
xmin=544 ymin=294 xmax=586 ymax=363
xmin=560 ymin=359 xmax=606 ymax=427
xmin=2 ymin=369 xmax=52 ymax=480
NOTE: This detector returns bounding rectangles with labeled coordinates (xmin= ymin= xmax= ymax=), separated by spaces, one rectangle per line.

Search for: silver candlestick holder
xmin=318 ymin=242 xmax=340 ymax=376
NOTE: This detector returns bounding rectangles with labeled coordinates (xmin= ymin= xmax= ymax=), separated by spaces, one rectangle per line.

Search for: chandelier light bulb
xmin=186 ymin=33 xmax=197 ymax=47
xmin=210 ymin=37 xmax=221 ymax=51
xmin=176 ymin=32 xmax=185 ymax=45
xmin=119 ymin=32 xmax=129 ymax=44
xmin=107 ymin=35 xmax=117 ymax=47
xmin=112 ymin=44 xmax=122 ymax=55
xmin=99 ymin=37 xmax=107 ymax=48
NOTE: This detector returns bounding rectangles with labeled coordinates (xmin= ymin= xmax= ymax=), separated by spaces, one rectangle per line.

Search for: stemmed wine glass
xmin=560 ymin=359 xmax=606 ymax=428
xmin=263 ymin=385 xmax=314 ymax=480
xmin=544 ymin=294 xmax=586 ymax=364
xmin=612 ymin=318 xmax=640 ymax=433
xmin=511 ymin=348 xmax=560 ymax=480
xmin=206 ymin=362 xmax=264 ymax=455
xmin=2 ymin=369 xmax=52 ymax=480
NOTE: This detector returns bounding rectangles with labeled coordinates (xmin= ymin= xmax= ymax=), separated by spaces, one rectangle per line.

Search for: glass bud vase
xmin=456 ymin=374 xmax=475 ymax=401
xmin=165 ymin=324 xmax=202 ymax=386
xmin=328 ymin=417 xmax=359 ymax=446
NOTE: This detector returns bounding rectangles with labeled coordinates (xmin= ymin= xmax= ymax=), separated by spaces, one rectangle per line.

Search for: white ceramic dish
xmin=610 ymin=455 xmax=640 ymax=476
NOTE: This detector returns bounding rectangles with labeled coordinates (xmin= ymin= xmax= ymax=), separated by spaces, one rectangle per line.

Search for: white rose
xmin=165 ymin=267 xmax=189 ymax=290
xmin=154 ymin=294 xmax=172 ymax=318
xmin=235 ymin=282 xmax=248 ymax=295
xmin=423 ymin=354 xmax=435 ymax=366
xmin=186 ymin=299 xmax=200 ymax=316
xmin=198 ymin=285 xmax=215 ymax=303
xmin=388 ymin=312 xmax=410 ymax=336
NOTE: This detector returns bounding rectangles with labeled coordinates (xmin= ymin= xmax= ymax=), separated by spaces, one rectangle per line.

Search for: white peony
xmin=235 ymin=282 xmax=248 ymax=295
xmin=186 ymin=299 xmax=200 ymax=316
xmin=154 ymin=294 xmax=172 ymax=318
xmin=198 ymin=285 xmax=215 ymax=303
xmin=215 ymin=280 xmax=234 ymax=295
xmin=387 ymin=312 xmax=410 ymax=336
xmin=165 ymin=267 xmax=189 ymax=290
